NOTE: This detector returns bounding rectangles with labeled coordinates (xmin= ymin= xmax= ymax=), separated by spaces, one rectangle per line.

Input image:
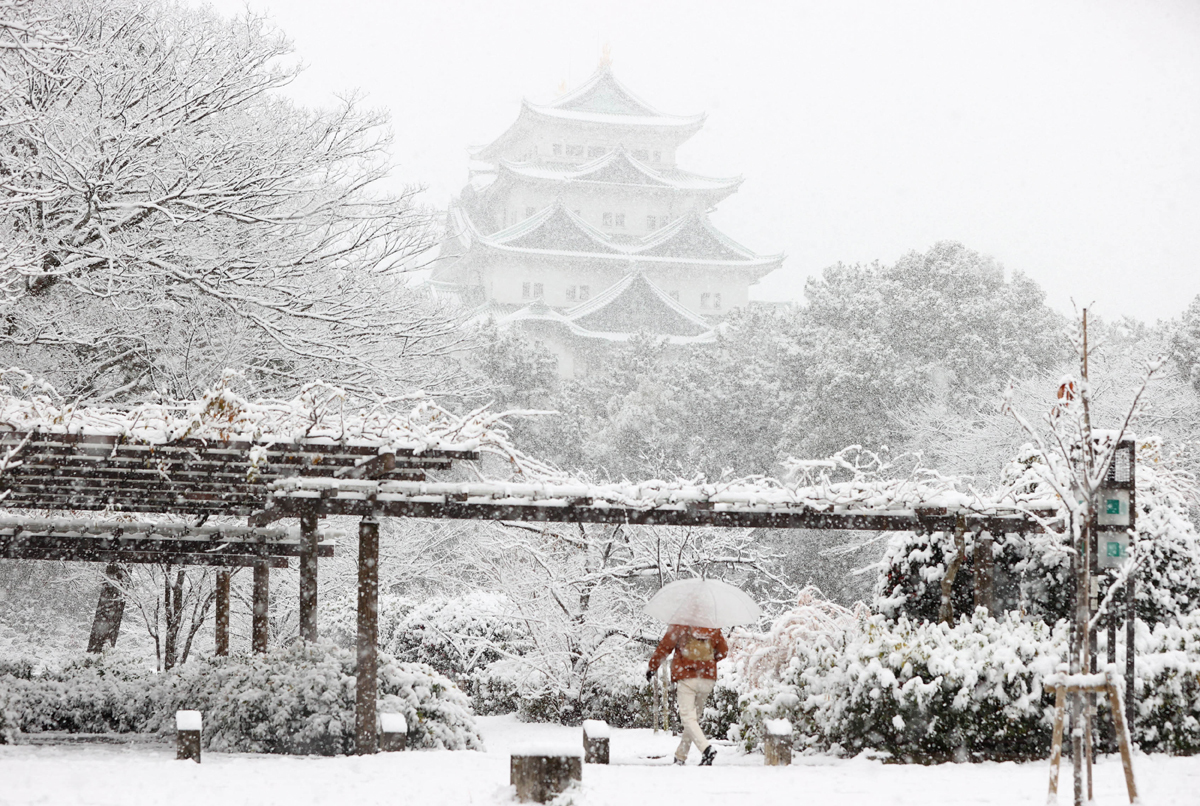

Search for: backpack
xmin=679 ymin=630 xmax=715 ymax=662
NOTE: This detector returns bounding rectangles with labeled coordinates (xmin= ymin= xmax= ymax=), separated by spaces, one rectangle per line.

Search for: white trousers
xmin=674 ymin=677 xmax=715 ymax=762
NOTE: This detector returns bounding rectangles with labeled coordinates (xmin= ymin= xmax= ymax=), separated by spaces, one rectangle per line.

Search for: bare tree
xmin=1 ymin=0 xmax=468 ymax=401
xmin=126 ymin=563 xmax=216 ymax=671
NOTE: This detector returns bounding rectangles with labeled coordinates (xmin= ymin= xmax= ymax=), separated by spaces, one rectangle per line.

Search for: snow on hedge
xmin=157 ymin=641 xmax=482 ymax=755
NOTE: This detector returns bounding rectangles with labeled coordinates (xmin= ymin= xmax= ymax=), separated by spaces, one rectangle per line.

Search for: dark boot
xmin=700 ymin=746 xmax=717 ymax=766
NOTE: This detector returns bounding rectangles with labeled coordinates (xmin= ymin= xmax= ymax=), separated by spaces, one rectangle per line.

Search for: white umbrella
xmin=643 ymin=578 xmax=761 ymax=629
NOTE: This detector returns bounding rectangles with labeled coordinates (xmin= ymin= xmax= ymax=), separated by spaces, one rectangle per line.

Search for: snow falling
xmin=3 ymin=2 xmax=1200 ymax=805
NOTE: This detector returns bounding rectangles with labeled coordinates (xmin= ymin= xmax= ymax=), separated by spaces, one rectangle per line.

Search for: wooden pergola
xmin=1 ymin=389 xmax=1068 ymax=755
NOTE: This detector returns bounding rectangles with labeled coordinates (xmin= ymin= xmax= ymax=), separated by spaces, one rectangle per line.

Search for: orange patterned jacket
xmin=648 ymin=624 xmax=728 ymax=682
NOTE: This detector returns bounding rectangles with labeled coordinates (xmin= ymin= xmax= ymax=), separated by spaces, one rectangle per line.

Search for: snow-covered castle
xmin=432 ymin=63 xmax=783 ymax=376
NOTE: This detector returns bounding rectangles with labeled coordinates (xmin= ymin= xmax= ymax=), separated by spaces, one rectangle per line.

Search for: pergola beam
xmin=262 ymin=496 xmax=1049 ymax=534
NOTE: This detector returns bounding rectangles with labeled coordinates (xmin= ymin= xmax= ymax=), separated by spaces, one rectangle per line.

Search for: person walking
xmin=647 ymin=623 xmax=728 ymax=766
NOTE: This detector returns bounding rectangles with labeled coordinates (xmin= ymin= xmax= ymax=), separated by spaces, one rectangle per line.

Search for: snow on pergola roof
xmin=0 ymin=376 xmax=544 ymax=517
xmin=0 ymin=378 xmax=503 ymax=454
xmin=263 ymin=454 xmax=1062 ymax=534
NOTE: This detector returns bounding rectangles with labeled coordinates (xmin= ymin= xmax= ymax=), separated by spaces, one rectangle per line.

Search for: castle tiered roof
xmin=475 ymin=147 xmax=742 ymax=202
xmin=498 ymin=272 xmax=716 ymax=344
xmin=471 ymin=66 xmax=706 ymax=161
xmin=444 ymin=200 xmax=781 ymax=274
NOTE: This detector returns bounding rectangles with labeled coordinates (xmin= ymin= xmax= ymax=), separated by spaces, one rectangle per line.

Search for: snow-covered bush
xmin=478 ymin=649 xmax=655 ymax=727
xmin=156 ymin=641 xmax=481 ymax=755
xmin=0 ymin=650 xmax=157 ymax=734
xmin=729 ymin=591 xmax=1070 ymax=761
xmin=385 ymin=593 xmax=533 ymax=695
xmin=1133 ymin=614 xmax=1200 ymax=754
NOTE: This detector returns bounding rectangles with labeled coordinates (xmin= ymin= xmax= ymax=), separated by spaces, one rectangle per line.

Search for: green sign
xmin=1106 ymin=498 xmax=1122 ymax=515
xmin=1106 ymin=541 xmax=1123 ymax=558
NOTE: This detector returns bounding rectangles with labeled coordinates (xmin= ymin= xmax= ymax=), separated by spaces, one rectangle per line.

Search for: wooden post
xmin=87 ymin=563 xmax=128 ymax=652
xmin=252 ymin=561 xmax=269 ymax=654
xmin=355 ymin=517 xmax=380 ymax=755
xmin=1126 ymin=573 xmax=1136 ymax=731
xmin=582 ymin=720 xmax=610 ymax=764
xmin=764 ymin=719 xmax=793 ymax=766
xmin=175 ymin=711 xmax=202 ymax=763
xmin=214 ymin=569 xmax=230 ymax=657
xmin=299 ymin=513 xmax=319 ymax=643
xmin=511 ymin=753 xmax=582 ymax=803
xmin=378 ymin=712 xmax=408 ymax=752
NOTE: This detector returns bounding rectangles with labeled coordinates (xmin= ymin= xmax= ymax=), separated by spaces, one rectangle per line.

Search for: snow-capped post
xmin=299 ymin=513 xmax=319 ymax=642
xmin=510 ymin=750 xmax=581 ymax=803
xmin=355 ymin=517 xmax=380 ymax=755
xmin=175 ymin=711 xmax=202 ymax=763
xmin=86 ymin=562 xmax=129 ymax=652
xmin=764 ymin=719 xmax=793 ymax=766
xmin=252 ymin=560 xmax=270 ymax=653
xmin=1096 ymin=438 xmax=1137 ymax=736
xmin=582 ymin=720 xmax=609 ymax=764
xmin=214 ymin=570 xmax=230 ymax=656
xmin=378 ymin=713 xmax=407 ymax=752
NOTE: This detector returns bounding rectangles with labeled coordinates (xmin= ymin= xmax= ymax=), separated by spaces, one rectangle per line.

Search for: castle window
xmin=552 ymin=144 xmax=562 ymax=156
xmin=565 ymin=144 xmax=584 ymax=157
xmin=533 ymin=283 xmax=544 ymax=298
xmin=647 ymin=215 xmax=657 ymax=230
xmin=700 ymin=292 xmax=711 ymax=309
xmin=602 ymin=212 xmax=613 ymax=226
xmin=669 ymin=290 xmax=680 ymax=301
xmin=565 ymin=286 xmax=576 ymax=301
xmin=632 ymin=149 xmax=649 ymax=161
xmin=653 ymin=150 xmax=662 ymax=162
xmin=573 ymin=209 xmax=581 ymax=216
xmin=522 ymin=282 xmax=531 ymax=299
xmin=713 ymin=292 xmax=722 ymax=310
xmin=588 ymin=146 xmax=606 ymax=158
xmin=579 ymin=285 xmax=590 ymax=301
xmin=525 ymin=206 xmax=535 ymax=218
xmin=614 ymin=213 xmax=625 ymax=227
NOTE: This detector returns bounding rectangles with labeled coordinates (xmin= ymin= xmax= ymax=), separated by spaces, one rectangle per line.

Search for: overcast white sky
xmin=204 ymin=0 xmax=1200 ymax=325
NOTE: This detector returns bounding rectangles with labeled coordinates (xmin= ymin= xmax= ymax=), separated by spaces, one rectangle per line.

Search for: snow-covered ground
xmin=2 ymin=716 xmax=1197 ymax=805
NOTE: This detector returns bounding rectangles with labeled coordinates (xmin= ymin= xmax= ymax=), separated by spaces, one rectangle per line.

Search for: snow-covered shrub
xmin=156 ymin=641 xmax=482 ymax=755
xmin=385 ymin=592 xmax=533 ymax=700
xmin=1132 ymin=613 xmax=1200 ymax=754
xmin=0 ymin=650 xmax=157 ymax=734
xmin=729 ymin=591 xmax=1069 ymax=761
xmin=478 ymin=651 xmax=655 ymax=727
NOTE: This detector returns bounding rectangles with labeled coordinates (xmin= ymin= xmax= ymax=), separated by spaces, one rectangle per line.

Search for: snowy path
xmin=1 ymin=716 xmax=1197 ymax=805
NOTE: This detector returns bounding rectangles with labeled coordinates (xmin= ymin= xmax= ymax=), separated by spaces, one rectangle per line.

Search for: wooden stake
xmin=1048 ymin=684 xmax=1066 ymax=802
xmin=355 ymin=517 xmax=380 ymax=755
xmin=1106 ymin=674 xmax=1139 ymax=804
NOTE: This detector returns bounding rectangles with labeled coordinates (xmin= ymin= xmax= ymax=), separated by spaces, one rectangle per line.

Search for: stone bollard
xmin=378 ymin=712 xmax=408 ymax=752
xmin=511 ymin=749 xmax=582 ymax=803
xmin=763 ymin=718 xmax=793 ymax=766
xmin=582 ymin=719 xmax=610 ymax=764
xmin=176 ymin=710 xmax=202 ymax=763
